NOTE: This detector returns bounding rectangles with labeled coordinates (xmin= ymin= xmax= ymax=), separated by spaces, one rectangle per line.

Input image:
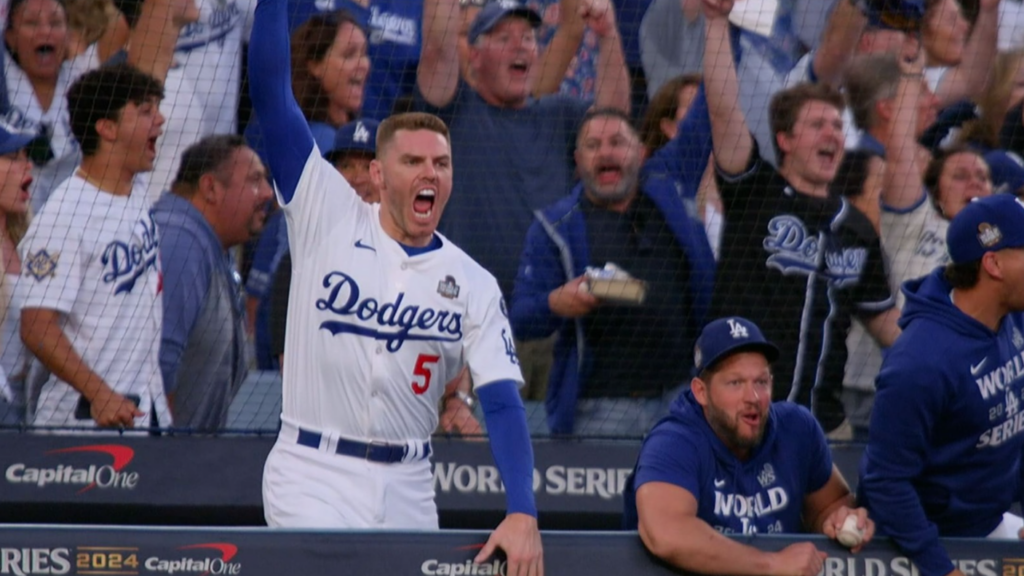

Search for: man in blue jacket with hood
xmin=860 ymin=193 xmax=1024 ymax=576
xmin=623 ymin=316 xmax=873 ymax=576
xmin=509 ymin=106 xmax=716 ymax=436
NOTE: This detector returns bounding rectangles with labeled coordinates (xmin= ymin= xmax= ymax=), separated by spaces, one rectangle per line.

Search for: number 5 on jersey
xmin=412 ymin=354 xmax=441 ymax=395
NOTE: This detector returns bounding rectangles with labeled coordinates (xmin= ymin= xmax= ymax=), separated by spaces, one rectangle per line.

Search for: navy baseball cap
xmin=984 ymin=149 xmax=1024 ymax=195
xmin=947 ymin=194 xmax=1024 ymax=264
xmin=0 ymin=109 xmax=37 ymax=156
xmin=862 ymin=0 xmax=924 ymax=32
xmin=468 ymin=1 xmax=541 ymax=45
xmin=323 ymin=119 xmax=379 ymax=159
xmin=694 ymin=317 xmax=779 ymax=374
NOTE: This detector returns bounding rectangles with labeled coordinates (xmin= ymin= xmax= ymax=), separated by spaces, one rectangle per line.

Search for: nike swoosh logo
xmin=354 ymin=239 xmax=375 ymax=252
xmin=970 ymin=358 xmax=988 ymax=375
xmin=714 ymin=479 xmax=726 ymax=488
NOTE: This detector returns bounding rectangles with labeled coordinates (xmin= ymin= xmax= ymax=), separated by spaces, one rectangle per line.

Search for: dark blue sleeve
xmin=643 ymin=83 xmax=713 ymax=195
xmin=159 ymin=229 xmax=213 ymax=394
xmin=633 ymin=423 xmax=702 ymax=500
xmin=510 ymin=218 xmax=566 ymax=341
xmin=249 ymin=0 xmax=315 ymax=204
xmin=245 ymin=211 xmax=284 ymax=298
xmin=476 ymin=379 xmax=537 ymax=517
xmin=860 ymin=360 xmax=954 ymax=576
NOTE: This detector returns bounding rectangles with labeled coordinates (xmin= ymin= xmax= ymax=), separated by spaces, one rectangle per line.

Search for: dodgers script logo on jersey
xmin=176 ymin=0 xmax=242 ymax=51
xmin=101 ymin=211 xmax=160 ymax=295
xmin=315 ymin=271 xmax=463 ymax=352
xmin=763 ymin=215 xmax=867 ymax=286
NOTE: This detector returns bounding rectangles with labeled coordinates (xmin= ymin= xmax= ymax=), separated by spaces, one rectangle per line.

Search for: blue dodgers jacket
xmin=510 ymin=120 xmax=716 ymax=434
xmin=859 ymin=268 xmax=1024 ymax=576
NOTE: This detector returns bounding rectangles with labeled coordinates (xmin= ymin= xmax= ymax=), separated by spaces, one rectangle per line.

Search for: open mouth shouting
xmin=33 ymin=43 xmax=58 ymax=68
xmin=596 ymin=162 xmax=623 ymax=185
xmin=19 ymin=175 xmax=32 ymax=203
xmin=413 ymin=188 xmax=436 ymax=219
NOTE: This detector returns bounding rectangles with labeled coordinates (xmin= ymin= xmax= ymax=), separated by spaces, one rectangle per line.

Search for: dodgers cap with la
xmin=946 ymin=193 xmax=1024 ymax=264
xmin=694 ymin=317 xmax=780 ymax=374
xmin=323 ymin=118 xmax=380 ymax=159
xmin=984 ymin=150 xmax=1024 ymax=196
xmin=468 ymin=0 xmax=541 ymax=45
xmin=0 ymin=108 xmax=37 ymax=156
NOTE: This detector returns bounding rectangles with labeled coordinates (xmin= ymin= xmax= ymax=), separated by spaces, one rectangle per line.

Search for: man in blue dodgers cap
xmin=861 ymin=193 xmax=1024 ymax=576
xmin=623 ymin=316 xmax=875 ymax=576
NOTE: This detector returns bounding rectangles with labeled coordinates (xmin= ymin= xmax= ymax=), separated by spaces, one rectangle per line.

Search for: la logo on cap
xmin=977 ymin=223 xmax=1002 ymax=248
xmin=694 ymin=345 xmax=702 ymax=368
xmin=353 ymin=122 xmax=370 ymax=143
xmin=727 ymin=318 xmax=749 ymax=339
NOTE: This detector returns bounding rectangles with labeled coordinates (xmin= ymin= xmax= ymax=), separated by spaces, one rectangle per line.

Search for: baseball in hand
xmin=837 ymin=515 xmax=864 ymax=548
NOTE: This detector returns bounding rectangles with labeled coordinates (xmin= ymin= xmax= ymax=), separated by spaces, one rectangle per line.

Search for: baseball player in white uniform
xmin=19 ymin=63 xmax=171 ymax=431
xmin=250 ymin=0 xmax=543 ymax=572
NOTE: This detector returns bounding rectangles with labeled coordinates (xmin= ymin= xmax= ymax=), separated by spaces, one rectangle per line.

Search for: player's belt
xmin=296 ymin=427 xmax=431 ymax=464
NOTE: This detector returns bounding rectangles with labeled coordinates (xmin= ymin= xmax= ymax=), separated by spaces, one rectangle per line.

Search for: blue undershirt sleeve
xmin=476 ymin=379 xmax=537 ymax=517
xmin=248 ymin=0 xmax=314 ymax=204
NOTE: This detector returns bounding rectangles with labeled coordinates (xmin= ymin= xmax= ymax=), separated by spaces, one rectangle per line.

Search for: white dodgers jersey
xmin=280 ymin=148 xmax=524 ymax=442
xmin=20 ymin=175 xmax=171 ymax=429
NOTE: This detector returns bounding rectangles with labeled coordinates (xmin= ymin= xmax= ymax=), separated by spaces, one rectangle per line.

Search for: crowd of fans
xmin=0 ymin=0 xmax=1022 ymax=438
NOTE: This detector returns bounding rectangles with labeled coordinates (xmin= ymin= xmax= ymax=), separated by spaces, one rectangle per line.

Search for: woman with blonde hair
xmin=0 ymin=116 xmax=36 ymax=424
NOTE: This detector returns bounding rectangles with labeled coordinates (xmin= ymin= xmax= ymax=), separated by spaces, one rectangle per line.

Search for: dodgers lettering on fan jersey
xmin=625 ymin=390 xmax=833 ymax=535
xmin=19 ymin=175 xmax=171 ymax=428
xmin=279 ymin=147 xmax=523 ymax=442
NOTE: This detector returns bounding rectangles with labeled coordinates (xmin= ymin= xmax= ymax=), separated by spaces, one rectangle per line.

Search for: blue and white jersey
xmin=279 ymin=146 xmax=523 ymax=442
xmin=626 ymin=390 xmax=833 ymax=535
xmin=19 ymin=174 xmax=170 ymax=429
xmin=175 ymin=0 xmax=255 ymax=136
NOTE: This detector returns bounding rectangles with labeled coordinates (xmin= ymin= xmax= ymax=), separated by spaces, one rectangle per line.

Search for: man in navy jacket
xmin=510 ymin=106 xmax=715 ymax=436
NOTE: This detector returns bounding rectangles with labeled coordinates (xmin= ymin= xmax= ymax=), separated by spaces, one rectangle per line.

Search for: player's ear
xmin=198 ymin=172 xmax=219 ymax=204
xmin=94 ymin=117 xmax=118 ymax=145
xmin=691 ymin=376 xmax=709 ymax=406
xmin=369 ymin=159 xmax=384 ymax=193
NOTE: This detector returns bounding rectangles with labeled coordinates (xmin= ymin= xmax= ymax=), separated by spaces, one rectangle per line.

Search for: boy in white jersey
xmin=19 ymin=63 xmax=170 ymax=431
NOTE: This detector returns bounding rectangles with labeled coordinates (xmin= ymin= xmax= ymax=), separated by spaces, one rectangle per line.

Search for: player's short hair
xmin=640 ymin=73 xmax=702 ymax=153
xmin=769 ymin=82 xmax=845 ymax=164
xmin=171 ymin=134 xmax=249 ymax=196
xmin=576 ymin=107 xmax=638 ymax=146
xmin=944 ymin=259 xmax=982 ymax=289
xmin=376 ymin=112 xmax=450 ymax=157
xmin=291 ymin=10 xmax=365 ymax=124
xmin=924 ymin=144 xmax=985 ymax=216
xmin=67 ymin=63 xmax=164 ymax=156
xmin=843 ymin=53 xmax=901 ymax=132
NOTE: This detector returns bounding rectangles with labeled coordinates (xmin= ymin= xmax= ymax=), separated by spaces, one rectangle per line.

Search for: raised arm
xmin=701 ymin=0 xmax=752 ymax=175
xmin=861 ymin=365 xmax=955 ymax=576
xmin=884 ymin=47 xmax=927 ymax=210
xmin=810 ymin=0 xmax=867 ymax=87
xmin=247 ymin=0 xmax=314 ymax=203
xmin=417 ymin=0 xmax=460 ymax=107
xmin=583 ymin=0 xmax=629 ymax=112
xmin=533 ymin=0 xmax=585 ymax=97
xmin=127 ymin=0 xmax=197 ymax=85
xmin=933 ymin=0 xmax=999 ymax=108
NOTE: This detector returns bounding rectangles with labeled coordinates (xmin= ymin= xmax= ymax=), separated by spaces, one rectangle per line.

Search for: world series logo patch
xmin=437 ymin=275 xmax=460 ymax=299
xmin=25 ymin=249 xmax=59 ymax=281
